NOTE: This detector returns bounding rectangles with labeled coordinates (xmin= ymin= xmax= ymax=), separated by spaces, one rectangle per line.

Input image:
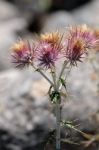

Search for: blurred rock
xmin=0 ymin=18 xmax=27 ymax=70
xmin=0 ymin=69 xmax=55 ymax=133
xmin=0 ymin=0 xmax=19 ymax=21
xmin=0 ymin=60 xmax=98 ymax=149
xmin=0 ymin=69 xmax=55 ymax=149
xmin=0 ymin=1 xmax=27 ymax=70
xmin=42 ymin=11 xmax=75 ymax=32
xmin=72 ymin=0 xmax=99 ymax=26
xmin=62 ymin=61 xmax=99 ymax=121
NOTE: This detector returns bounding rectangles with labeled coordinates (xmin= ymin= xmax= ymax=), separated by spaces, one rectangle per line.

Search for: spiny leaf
xmin=61 ymin=138 xmax=80 ymax=145
xmin=60 ymin=78 xmax=67 ymax=90
xmin=61 ymin=120 xmax=92 ymax=140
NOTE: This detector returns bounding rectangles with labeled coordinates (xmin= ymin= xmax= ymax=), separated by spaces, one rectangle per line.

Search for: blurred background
xmin=0 ymin=0 xmax=99 ymax=149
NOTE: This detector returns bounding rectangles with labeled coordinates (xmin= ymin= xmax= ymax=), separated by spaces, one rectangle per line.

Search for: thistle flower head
xmin=36 ymin=41 xmax=60 ymax=69
xmin=40 ymin=31 xmax=63 ymax=49
xmin=11 ymin=40 xmax=35 ymax=68
xmin=69 ymin=25 xmax=96 ymax=49
xmin=64 ymin=25 xmax=97 ymax=65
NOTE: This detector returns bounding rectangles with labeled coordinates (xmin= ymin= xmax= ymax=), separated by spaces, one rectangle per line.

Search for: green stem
xmin=32 ymin=64 xmax=54 ymax=86
xmin=51 ymin=67 xmax=57 ymax=89
xmin=37 ymin=68 xmax=53 ymax=86
xmin=56 ymin=96 xmax=61 ymax=150
xmin=55 ymin=79 xmax=61 ymax=150
xmin=57 ymin=60 xmax=68 ymax=89
xmin=55 ymin=61 xmax=68 ymax=150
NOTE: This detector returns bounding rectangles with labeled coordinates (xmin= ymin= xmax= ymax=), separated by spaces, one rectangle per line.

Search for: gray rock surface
xmin=0 ymin=69 xmax=56 ymax=149
xmin=62 ymin=61 xmax=99 ymax=121
xmin=42 ymin=11 xmax=75 ymax=32
xmin=0 ymin=1 xmax=19 ymax=21
xmin=72 ymin=0 xmax=99 ymax=26
xmin=0 ymin=69 xmax=55 ymax=134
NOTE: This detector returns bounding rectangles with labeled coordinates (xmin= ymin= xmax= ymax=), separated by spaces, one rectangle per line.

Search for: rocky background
xmin=0 ymin=0 xmax=99 ymax=149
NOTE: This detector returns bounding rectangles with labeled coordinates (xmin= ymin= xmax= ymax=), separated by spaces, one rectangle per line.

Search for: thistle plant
xmin=11 ymin=25 xmax=97 ymax=150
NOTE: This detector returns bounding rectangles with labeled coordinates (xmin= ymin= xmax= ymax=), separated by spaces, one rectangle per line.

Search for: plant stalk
xmin=37 ymin=69 xmax=53 ymax=85
xmin=31 ymin=64 xmax=54 ymax=86
xmin=57 ymin=60 xmax=68 ymax=89
xmin=55 ymin=61 xmax=68 ymax=150
xmin=56 ymin=94 xmax=61 ymax=150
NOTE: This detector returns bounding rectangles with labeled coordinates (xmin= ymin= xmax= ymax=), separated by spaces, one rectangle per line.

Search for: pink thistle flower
xmin=64 ymin=25 xmax=97 ymax=65
xmin=11 ymin=40 xmax=35 ymax=68
xmin=36 ymin=42 xmax=60 ymax=69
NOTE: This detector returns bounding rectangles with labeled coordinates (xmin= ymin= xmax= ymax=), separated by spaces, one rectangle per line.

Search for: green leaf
xmin=60 ymin=78 xmax=67 ymax=90
xmin=61 ymin=120 xmax=79 ymax=130
xmin=49 ymin=91 xmax=61 ymax=104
